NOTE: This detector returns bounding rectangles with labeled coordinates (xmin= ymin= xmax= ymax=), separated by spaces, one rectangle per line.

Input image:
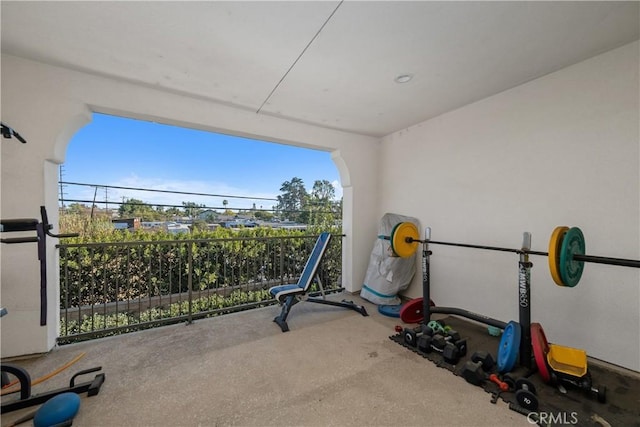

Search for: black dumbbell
xmin=442 ymin=343 xmax=460 ymax=364
xmin=403 ymin=324 xmax=435 ymax=347
xmin=432 ymin=333 xmax=467 ymax=354
xmin=429 ymin=333 xmax=467 ymax=364
xmin=417 ymin=334 xmax=432 ymax=353
xmin=402 ymin=328 xmax=418 ymax=347
xmin=471 ymin=351 xmax=495 ymax=372
xmin=515 ymin=378 xmax=539 ymax=411
xmin=462 ymin=359 xmax=510 ymax=390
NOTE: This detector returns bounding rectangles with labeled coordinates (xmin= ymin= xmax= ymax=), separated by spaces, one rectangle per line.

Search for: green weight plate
xmin=559 ymin=227 xmax=585 ymax=287
xmin=497 ymin=321 xmax=521 ymax=374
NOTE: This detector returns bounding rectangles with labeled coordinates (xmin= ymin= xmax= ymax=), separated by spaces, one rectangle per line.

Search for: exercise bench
xmin=269 ymin=232 xmax=368 ymax=332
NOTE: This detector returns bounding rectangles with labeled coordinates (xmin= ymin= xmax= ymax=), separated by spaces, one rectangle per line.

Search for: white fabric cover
xmin=360 ymin=213 xmax=419 ymax=305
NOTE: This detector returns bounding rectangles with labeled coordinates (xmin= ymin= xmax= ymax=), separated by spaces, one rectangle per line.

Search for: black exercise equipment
xmin=385 ymin=221 xmax=640 ymax=286
xmin=471 ymin=351 xmax=495 ymax=372
xmin=514 ymin=378 xmax=539 ymax=411
xmin=0 ymin=309 xmax=105 ymax=414
xmin=1 ymin=206 xmax=77 ymax=325
xmin=1 ymin=363 xmax=105 ymax=414
xmin=462 ymin=356 xmax=509 ymax=391
xmin=268 ymin=232 xmax=368 ymax=332
xmin=403 ymin=323 xmax=467 ymax=364
xmin=1 ymin=122 xmax=27 ymax=144
xmin=409 ymin=227 xmax=529 ymax=367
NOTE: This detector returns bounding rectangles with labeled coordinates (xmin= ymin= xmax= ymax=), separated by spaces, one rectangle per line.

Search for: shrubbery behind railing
xmin=58 ymin=226 xmax=342 ymax=343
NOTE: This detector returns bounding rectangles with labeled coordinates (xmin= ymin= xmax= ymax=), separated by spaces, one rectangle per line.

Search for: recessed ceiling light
xmin=394 ymin=74 xmax=413 ymax=84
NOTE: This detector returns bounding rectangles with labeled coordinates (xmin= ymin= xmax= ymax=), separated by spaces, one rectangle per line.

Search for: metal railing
xmin=57 ymin=234 xmax=342 ymax=343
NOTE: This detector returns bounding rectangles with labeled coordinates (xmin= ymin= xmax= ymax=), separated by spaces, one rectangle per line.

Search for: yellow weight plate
xmin=548 ymin=226 xmax=569 ymax=286
xmin=390 ymin=222 xmax=419 ymax=258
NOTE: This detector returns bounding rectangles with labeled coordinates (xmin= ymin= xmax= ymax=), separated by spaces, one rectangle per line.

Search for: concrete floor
xmin=2 ymin=295 xmax=531 ymax=427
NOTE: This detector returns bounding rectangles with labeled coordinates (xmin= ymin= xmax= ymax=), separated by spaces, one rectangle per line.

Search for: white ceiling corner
xmin=1 ymin=1 xmax=638 ymax=137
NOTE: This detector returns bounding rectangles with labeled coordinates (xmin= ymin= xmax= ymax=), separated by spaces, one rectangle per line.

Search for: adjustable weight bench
xmin=269 ymin=232 xmax=368 ymax=332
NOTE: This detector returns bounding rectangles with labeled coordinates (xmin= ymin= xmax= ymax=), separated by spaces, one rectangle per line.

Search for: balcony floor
xmin=3 ymin=294 xmax=530 ymax=427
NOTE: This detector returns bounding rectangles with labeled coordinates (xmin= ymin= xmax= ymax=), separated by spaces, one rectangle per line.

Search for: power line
xmin=60 ymin=199 xmax=338 ymax=216
xmin=59 ymin=181 xmax=278 ymax=202
xmin=62 ymin=199 xmax=274 ymax=212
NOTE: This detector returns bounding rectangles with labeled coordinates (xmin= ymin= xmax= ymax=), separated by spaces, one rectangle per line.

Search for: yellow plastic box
xmin=546 ymin=343 xmax=587 ymax=378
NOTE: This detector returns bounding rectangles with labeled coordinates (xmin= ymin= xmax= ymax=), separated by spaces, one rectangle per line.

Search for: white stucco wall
xmin=1 ymin=54 xmax=379 ymax=357
xmin=380 ymin=41 xmax=640 ymax=371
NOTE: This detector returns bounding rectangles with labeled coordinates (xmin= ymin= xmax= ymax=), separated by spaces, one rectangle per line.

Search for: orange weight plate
xmin=548 ymin=226 xmax=569 ymax=286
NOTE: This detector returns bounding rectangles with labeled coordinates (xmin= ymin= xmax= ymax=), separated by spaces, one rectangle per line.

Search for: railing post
xmin=279 ymin=239 xmax=285 ymax=285
xmin=187 ymin=242 xmax=194 ymax=325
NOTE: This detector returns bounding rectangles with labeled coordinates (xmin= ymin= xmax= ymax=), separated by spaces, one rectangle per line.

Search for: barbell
xmin=384 ymin=222 xmax=640 ymax=287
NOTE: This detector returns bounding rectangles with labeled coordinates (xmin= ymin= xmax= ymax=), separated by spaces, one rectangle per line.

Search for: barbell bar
xmin=383 ymin=222 xmax=640 ymax=287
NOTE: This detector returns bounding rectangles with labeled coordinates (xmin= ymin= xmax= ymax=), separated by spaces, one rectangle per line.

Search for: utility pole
xmin=59 ymin=165 xmax=67 ymax=208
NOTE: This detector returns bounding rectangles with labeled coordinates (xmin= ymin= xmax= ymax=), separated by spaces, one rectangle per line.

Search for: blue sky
xmin=63 ymin=113 xmax=341 ymax=211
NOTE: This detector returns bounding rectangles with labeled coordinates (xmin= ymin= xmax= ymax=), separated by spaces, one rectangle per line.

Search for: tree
xmin=118 ymin=198 xmax=157 ymax=220
xmin=276 ymin=177 xmax=307 ymax=222
xmin=254 ymin=210 xmax=274 ymax=221
xmin=66 ymin=203 xmax=90 ymax=216
xmin=165 ymin=206 xmax=182 ymax=219
xmin=182 ymin=201 xmax=205 ymax=219
xmin=311 ymin=180 xmax=335 ymax=202
xmin=307 ymin=180 xmax=337 ymax=226
xmin=190 ymin=219 xmax=208 ymax=231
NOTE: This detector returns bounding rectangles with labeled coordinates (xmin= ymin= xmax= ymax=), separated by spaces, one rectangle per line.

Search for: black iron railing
xmin=57 ymin=234 xmax=342 ymax=343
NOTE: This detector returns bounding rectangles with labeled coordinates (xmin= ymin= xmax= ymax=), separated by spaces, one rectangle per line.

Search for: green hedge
xmin=58 ymin=224 xmax=342 ymax=340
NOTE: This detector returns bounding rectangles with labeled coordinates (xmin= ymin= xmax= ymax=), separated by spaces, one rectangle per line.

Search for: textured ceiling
xmin=2 ymin=1 xmax=639 ymax=137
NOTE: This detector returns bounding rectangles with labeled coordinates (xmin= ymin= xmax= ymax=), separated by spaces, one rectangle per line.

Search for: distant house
xmin=112 ymin=218 xmax=140 ymax=230
xmin=141 ymin=221 xmax=164 ymax=229
xmin=165 ymin=222 xmax=190 ymax=234
xmin=197 ymin=210 xmax=218 ymax=222
xmin=219 ymin=219 xmax=257 ymax=229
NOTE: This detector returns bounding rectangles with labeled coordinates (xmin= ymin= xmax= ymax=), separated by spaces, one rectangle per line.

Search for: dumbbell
xmin=463 ymin=352 xmax=506 ymax=388
xmin=514 ymin=378 xmax=539 ymax=411
xmin=403 ymin=324 xmax=434 ymax=347
xmin=427 ymin=320 xmax=446 ymax=335
xmin=431 ymin=332 xmax=467 ymax=363
xmin=461 ymin=359 xmax=510 ymax=391
xmin=471 ymin=351 xmax=495 ymax=372
xmin=404 ymin=323 xmax=452 ymax=347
